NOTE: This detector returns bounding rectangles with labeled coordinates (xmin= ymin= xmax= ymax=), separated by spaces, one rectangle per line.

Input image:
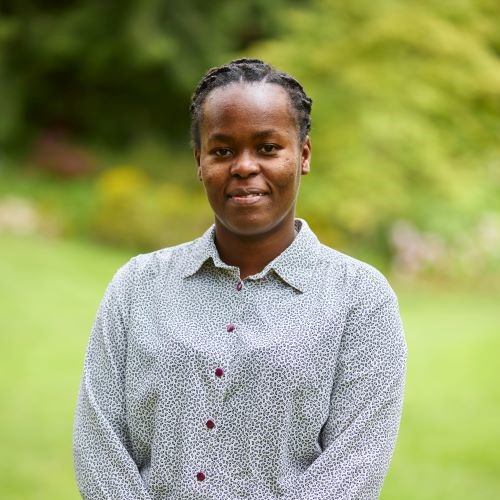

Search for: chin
xmin=218 ymin=216 xmax=288 ymax=239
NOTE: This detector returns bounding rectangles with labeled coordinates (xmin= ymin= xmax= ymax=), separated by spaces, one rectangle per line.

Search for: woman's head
xmin=192 ymin=60 xmax=312 ymax=240
xmin=190 ymin=58 xmax=312 ymax=150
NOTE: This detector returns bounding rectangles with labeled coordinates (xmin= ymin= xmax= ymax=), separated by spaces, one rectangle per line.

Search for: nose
xmin=230 ymin=150 xmax=259 ymax=178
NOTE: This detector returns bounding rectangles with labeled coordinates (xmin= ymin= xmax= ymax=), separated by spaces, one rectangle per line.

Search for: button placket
xmin=198 ymin=364 xmax=224 ymax=479
xmin=199 ymin=274 xmax=242 ymax=487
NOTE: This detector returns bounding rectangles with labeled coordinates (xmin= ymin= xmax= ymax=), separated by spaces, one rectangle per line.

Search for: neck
xmin=214 ymin=221 xmax=297 ymax=279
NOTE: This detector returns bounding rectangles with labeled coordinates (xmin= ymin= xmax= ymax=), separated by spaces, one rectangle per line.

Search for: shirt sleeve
xmin=287 ymin=268 xmax=407 ymax=500
xmin=73 ymin=260 xmax=152 ymax=500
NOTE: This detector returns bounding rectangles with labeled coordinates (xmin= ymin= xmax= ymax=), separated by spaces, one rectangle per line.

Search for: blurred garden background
xmin=0 ymin=0 xmax=499 ymax=498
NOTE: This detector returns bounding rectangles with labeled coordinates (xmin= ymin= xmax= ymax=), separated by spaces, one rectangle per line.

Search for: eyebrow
xmin=207 ymin=129 xmax=281 ymax=142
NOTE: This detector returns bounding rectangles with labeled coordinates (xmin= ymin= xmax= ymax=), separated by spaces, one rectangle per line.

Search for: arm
xmin=289 ymin=270 xmax=407 ymax=500
xmin=73 ymin=261 xmax=152 ymax=500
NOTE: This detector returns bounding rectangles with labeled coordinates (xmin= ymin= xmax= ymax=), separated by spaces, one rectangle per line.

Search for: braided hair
xmin=190 ymin=58 xmax=312 ymax=149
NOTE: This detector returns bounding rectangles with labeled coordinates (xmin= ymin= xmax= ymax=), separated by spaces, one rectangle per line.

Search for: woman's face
xmin=195 ymin=82 xmax=311 ymax=239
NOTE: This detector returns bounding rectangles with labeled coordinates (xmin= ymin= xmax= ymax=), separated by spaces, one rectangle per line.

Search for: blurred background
xmin=0 ymin=0 xmax=499 ymax=498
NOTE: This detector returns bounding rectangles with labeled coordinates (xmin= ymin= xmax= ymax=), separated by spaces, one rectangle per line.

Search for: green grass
xmin=382 ymin=285 xmax=500 ymax=499
xmin=0 ymin=235 xmax=131 ymax=500
xmin=0 ymin=234 xmax=499 ymax=499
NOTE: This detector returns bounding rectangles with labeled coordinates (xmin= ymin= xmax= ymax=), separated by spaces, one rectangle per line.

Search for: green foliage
xmin=91 ymin=165 xmax=213 ymax=250
xmin=0 ymin=0 xmax=291 ymax=149
xmin=248 ymin=0 xmax=500 ymax=256
xmin=1 ymin=0 xmax=499 ymax=279
xmin=0 ymin=155 xmax=215 ymax=251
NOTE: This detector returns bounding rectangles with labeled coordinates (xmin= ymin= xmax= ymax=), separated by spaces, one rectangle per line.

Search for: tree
xmin=247 ymin=0 xmax=500 ymax=254
xmin=0 ymin=0 xmax=293 ymax=150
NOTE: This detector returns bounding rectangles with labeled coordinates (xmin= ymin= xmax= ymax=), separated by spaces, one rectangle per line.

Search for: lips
xmin=227 ymin=187 xmax=268 ymax=205
xmin=227 ymin=187 xmax=268 ymax=198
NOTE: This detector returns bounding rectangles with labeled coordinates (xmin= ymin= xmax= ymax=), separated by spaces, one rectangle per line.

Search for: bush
xmin=91 ymin=165 xmax=213 ymax=250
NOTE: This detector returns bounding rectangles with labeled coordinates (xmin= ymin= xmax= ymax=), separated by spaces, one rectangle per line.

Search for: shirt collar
xmin=181 ymin=219 xmax=321 ymax=293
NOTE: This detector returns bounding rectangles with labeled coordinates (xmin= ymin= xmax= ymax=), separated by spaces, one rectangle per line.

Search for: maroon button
xmin=196 ymin=471 xmax=205 ymax=482
xmin=236 ymin=281 xmax=243 ymax=291
xmin=226 ymin=323 xmax=236 ymax=333
xmin=206 ymin=419 xmax=215 ymax=429
xmin=215 ymin=367 xmax=224 ymax=377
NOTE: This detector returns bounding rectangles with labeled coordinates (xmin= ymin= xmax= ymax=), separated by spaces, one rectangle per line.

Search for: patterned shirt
xmin=73 ymin=219 xmax=407 ymax=500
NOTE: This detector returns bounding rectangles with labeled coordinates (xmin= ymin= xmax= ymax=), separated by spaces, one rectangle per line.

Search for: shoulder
xmin=108 ymin=237 xmax=201 ymax=293
xmin=316 ymin=243 xmax=397 ymax=307
xmin=316 ymin=247 xmax=405 ymax=356
xmin=131 ymin=239 xmax=199 ymax=278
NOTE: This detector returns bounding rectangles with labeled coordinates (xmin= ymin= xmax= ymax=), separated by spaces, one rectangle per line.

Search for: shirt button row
xmin=204 ymin=327 xmax=228 ymax=483
xmin=236 ymin=281 xmax=243 ymax=291
xmin=199 ymin=372 xmax=221 ymax=482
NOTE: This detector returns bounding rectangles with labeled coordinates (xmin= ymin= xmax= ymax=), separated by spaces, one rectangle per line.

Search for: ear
xmin=300 ymin=136 xmax=311 ymax=175
xmin=194 ymin=149 xmax=202 ymax=181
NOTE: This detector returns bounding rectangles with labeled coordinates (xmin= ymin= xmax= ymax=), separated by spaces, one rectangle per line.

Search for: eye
xmin=258 ymin=144 xmax=280 ymax=155
xmin=213 ymin=148 xmax=233 ymax=158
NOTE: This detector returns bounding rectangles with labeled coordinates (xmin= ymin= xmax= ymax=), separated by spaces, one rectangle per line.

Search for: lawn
xmin=0 ymin=234 xmax=499 ymax=499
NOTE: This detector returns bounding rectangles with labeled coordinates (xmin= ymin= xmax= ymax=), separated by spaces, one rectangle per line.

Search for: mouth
xmin=227 ymin=190 xmax=268 ymax=205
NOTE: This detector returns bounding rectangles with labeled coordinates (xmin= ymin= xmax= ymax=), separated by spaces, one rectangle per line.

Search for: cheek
xmin=203 ymin=172 xmax=220 ymax=187
xmin=273 ymin=161 xmax=300 ymax=190
xmin=199 ymin=162 xmax=218 ymax=181
xmin=200 ymin=167 xmax=226 ymax=195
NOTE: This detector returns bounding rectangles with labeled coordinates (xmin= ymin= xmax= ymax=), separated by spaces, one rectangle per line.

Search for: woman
xmin=73 ymin=58 xmax=407 ymax=499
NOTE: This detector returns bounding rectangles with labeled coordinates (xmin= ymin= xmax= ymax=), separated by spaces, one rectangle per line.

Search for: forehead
xmin=200 ymin=82 xmax=297 ymax=137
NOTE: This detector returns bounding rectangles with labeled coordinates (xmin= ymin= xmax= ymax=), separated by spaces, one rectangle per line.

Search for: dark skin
xmin=195 ymin=82 xmax=311 ymax=279
xmin=214 ymin=221 xmax=295 ymax=280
